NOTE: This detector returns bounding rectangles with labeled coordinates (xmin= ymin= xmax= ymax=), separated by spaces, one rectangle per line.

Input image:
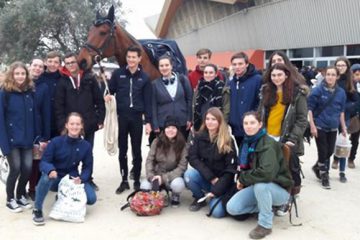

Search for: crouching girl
xmin=32 ymin=112 xmax=96 ymax=226
xmin=226 ymin=111 xmax=292 ymax=239
xmin=141 ymin=116 xmax=188 ymax=207
xmin=184 ymin=107 xmax=236 ymax=218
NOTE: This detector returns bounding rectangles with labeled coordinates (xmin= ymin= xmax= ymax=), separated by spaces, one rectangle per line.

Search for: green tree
xmin=0 ymin=0 xmax=126 ymax=63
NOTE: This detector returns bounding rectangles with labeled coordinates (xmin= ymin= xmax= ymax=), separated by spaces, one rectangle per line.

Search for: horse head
xmin=78 ymin=5 xmax=162 ymax=80
xmin=78 ymin=5 xmax=117 ymax=71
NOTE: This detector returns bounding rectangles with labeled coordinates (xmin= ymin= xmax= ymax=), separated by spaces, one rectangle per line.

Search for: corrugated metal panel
xmin=170 ymin=0 xmax=360 ymax=55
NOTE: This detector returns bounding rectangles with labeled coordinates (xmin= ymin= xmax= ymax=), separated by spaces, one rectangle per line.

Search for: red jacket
xmin=188 ymin=65 xmax=224 ymax=90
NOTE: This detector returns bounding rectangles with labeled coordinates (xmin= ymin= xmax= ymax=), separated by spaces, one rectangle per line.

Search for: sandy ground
xmin=1 ymin=129 xmax=360 ymax=240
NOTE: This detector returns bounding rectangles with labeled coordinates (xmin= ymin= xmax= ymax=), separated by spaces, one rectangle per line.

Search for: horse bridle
xmin=83 ymin=19 xmax=116 ymax=59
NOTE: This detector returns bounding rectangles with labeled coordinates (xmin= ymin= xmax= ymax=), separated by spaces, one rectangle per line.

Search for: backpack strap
xmin=288 ymin=195 xmax=302 ymax=226
xmin=178 ymin=74 xmax=187 ymax=99
xmin=206 ymin=196 xmax=223 ymax=217
xmin=313 ymin=87 xmax=339 ymax=118
xmin=120 ymin=189 xmax=142 ymax=211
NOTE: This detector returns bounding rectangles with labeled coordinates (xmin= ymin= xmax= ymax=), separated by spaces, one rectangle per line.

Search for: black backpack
xmin=139 ymin=39 xmax=188 ymax=75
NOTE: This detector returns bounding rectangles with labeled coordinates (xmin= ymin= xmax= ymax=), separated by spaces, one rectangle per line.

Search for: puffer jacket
xmin=187 ymin=131 xmax=237 ymax=196
xmin=145 ymin=138 xmax=188 ymax=187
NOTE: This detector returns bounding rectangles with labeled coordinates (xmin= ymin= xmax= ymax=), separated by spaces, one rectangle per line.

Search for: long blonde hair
xmin=2 ymin=61 xmax=34 ymax=92
xmin=200 ymin=107 xmax=233 ymax=154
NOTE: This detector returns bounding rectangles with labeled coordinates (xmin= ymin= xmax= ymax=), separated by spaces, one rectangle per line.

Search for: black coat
xmin=54 ymin=70 xmax=105 ymax=135
xmin=187 ymin=131 xmax=237 ymax=196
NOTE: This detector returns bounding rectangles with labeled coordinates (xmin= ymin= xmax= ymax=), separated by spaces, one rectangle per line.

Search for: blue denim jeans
xmin=226 ymin=183 xmax=289 ymax=229
xmin=34 ymin=173 xmax=97 ymax=210
xmin=184 ymin=168 xmax=226 ymax=218
xmin=334 ymin=156 xmax=346 ymax=172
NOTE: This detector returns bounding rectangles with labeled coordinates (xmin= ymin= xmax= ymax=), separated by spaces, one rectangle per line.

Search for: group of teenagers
xmin=0 ymin=45 xmax=360 ymax=239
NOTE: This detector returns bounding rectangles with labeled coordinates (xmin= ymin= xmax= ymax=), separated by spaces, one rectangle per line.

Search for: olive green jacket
xmin=238 ymin=135 xmax=293 ymax=191
xmin=259 ymin=85 xmax=309 ymax=156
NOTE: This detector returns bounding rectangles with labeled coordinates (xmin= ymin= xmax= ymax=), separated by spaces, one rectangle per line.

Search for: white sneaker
xmin=16 ymin=195 xmax=32 ymax=209
xmin=6 ymin=199 xmax=23 ymax=213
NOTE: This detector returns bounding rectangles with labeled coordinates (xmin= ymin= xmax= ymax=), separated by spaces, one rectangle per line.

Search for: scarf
xmin=238 ymin=128 xmax=266 ymax=170
xmin=194 ymin=78 xmax=223 ymax=130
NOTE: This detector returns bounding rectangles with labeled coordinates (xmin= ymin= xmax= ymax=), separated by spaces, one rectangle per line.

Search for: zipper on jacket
xmin=236 ymin=81 xmax=239 ymax=90
xmin=129 ymin=77 xmax=133 ymax=108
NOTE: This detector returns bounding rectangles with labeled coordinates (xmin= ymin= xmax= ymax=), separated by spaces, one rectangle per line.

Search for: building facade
xmin=152 ymin=0 xmax=360 ymax=69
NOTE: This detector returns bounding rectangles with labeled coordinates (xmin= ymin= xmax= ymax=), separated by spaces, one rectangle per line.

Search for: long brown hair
xmin=61 ymin=112 xmax=85 ymax=137
xmin=156 ymin=128 xmax=186 ymax=162
xmin=262 ymin=63 xmax=295 ymax=107
xmin=199 ymin=107 xmax=233 ymax=154
xmin=335 ymin=57 xmax=355 ymax=93
xmin=266 ymin=51 xmax=306 ymax=85
xmin=2 ymin=61 xmax=34 ymax=92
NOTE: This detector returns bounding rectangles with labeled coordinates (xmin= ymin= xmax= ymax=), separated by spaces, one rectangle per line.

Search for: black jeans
xmin=315 ymin=129 xmax=337 ymax=173
xmin=118 ymin=112 xmax=143 ymax=182
xmin=349 ymin=130 xmax=360 ymax=161
xmin=6 ymin=148 xmax=33 ymax=201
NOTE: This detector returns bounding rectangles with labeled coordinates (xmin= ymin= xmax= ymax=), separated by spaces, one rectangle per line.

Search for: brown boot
xmin=331 ymin=159 xmax=339 ymax=169
xmin=348 ymin=160 xmax=355 ymax=169
xmin=249 ymin=225 xmax=272 ymax=239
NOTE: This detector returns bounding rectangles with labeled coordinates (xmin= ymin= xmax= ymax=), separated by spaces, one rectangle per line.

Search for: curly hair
xmin=266 ymin=51 xmax=306 ymax=85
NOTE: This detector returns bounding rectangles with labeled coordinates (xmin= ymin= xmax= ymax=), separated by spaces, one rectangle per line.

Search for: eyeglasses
xmin=65 ymin=61 xmax=77 ymax=66
xmin=336 ymin=64 xmax=347 ymax=68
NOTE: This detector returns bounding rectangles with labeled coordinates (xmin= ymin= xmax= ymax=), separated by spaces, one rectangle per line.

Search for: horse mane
xmin=117 ymin=23 xmax=141 ymax=47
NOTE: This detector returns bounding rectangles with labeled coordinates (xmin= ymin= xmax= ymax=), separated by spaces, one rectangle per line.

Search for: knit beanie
xmin=350 ymin=63 xmax=360 ymax=73
xmin=164 ymin=116 xmax=179 ymax=128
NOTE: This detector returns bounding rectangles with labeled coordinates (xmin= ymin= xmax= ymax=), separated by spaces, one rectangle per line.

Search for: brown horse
xmin=78 ymin=6 xmax=161 ymax=80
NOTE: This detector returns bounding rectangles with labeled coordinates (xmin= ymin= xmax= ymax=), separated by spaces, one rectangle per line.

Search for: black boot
xmin=321 ymin=173 xmax=330 ymax=189
xmin=312 ymin=164 xmax=321 ymax=180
